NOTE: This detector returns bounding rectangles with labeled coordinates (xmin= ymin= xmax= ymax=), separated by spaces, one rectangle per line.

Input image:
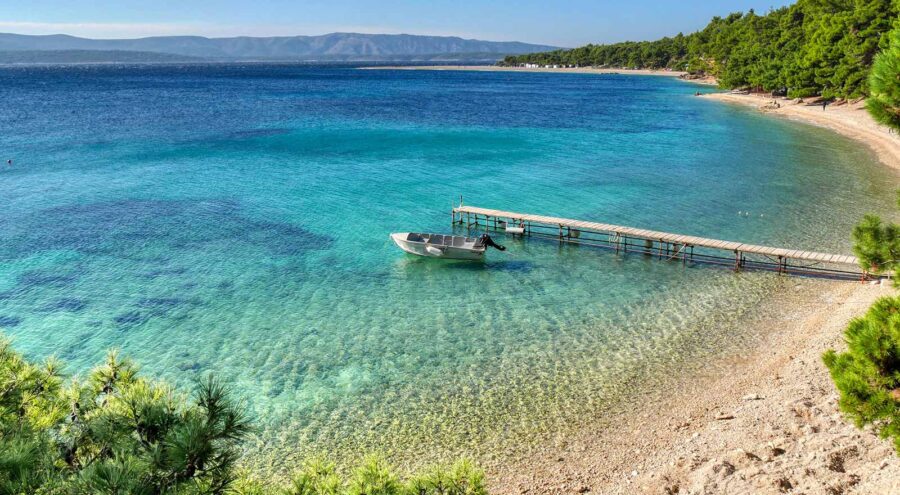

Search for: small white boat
xmin=390 ymin=232 xmax=506 ymax=260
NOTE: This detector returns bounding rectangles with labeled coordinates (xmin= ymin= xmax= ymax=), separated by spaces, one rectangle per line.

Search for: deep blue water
xmin=0 ymin=64 xmax=896 ymax=468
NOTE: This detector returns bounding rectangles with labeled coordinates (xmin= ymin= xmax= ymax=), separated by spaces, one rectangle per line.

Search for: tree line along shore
xmin=502 ymin=0 xmax=899 ymax=102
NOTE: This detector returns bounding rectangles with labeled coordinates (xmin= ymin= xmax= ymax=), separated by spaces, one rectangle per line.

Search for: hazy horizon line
xmin=0 ymin=21 xmax=561 ymax=45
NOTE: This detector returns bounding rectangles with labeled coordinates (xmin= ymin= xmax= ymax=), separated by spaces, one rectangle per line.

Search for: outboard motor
xmin=480 ymin=234 xmax=506 ymax=251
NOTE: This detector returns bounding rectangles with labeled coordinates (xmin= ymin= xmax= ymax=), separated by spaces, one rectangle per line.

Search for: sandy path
xmin=488 ymin=281 xmax=900 ymax=494
xmin=702 ymin=93 xmax=900 ymax=171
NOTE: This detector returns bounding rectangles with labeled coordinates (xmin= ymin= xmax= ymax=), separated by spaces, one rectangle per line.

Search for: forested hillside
xmin=502 ymin=0 xmax=900 ymax=99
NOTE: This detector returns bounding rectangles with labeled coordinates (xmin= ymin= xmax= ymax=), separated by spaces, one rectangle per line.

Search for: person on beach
xmin=823 ymin=100 xmax=827 ymax=111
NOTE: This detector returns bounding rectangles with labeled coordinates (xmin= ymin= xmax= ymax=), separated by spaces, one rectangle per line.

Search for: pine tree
xmin=852 ymin=214 xmax=900 ymax=277
xmin=824 ymin=296 xmax=900 ymax=452
xmin=0 ymin=337 xmax=487 ymax=493
xmin=866 ymin=24 xmax=900 ymax=130
xmin=851 ymin=192 xmax=900 ymax=280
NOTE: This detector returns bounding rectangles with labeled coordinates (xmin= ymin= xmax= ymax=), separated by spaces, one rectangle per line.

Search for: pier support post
xmin=734 ymin=249 xmax=744 ymax=272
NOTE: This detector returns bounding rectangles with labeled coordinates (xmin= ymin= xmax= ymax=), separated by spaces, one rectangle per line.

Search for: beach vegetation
xmin=852 ymin=192 xmax=900 ymax=281
xmin=228 ymin=456 xmax=487 ymax=495
xmin=824 ymin=295 xmax=900 ymax=452
xmin=503 ymin=0 xmax=899 ymax=100
xmin=866 ymin=23 xmax=900 ymax=131
xmin=853 ymin=214 xmax=900 ymax=278
xmin=0 ymin=336 xmax=487 ymax=494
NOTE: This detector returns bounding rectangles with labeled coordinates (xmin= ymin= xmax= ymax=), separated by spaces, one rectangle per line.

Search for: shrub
xmin=405 ymin=459 xmax=487 ymax=495
xmin=349 ymin=455 xmax=402 ymax=495
xmin=285 ymin=457 xmax=344 ymax=495
xmin=824 ymin=296 xmax=900 ymax=452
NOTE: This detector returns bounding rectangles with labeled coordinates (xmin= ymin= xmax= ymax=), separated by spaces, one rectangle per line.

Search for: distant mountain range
xmin=0 ymin=33 xmax=559 ymax=63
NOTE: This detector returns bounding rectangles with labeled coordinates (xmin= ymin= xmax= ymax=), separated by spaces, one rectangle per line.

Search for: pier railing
xmin=452 ymin=205 xmax=869 ymax=280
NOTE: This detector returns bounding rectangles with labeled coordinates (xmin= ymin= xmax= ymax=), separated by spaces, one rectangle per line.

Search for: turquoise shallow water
xmin=0 ymin=65 xmax=897 ymax=469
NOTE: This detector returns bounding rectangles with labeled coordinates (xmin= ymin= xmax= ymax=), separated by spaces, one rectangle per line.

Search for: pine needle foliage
xmin=851 ymin=193 xmax=900 ymax=282
xmin=0 ymin=337 xmax=489 ymax=494
xmin=0 ymin=340 xmax=254 ymax=494
xmin=405 ymin=460 xmax=487 ymax=495
xmin=866 ymin=24 xmax=900 ymax=130
xmin=285 ymin=457 xmax=344 ymax=495
xmin=349 ymin=455 xmax=402 ymax=495
xmin=824 ymin=296 xmax=900 ymax=452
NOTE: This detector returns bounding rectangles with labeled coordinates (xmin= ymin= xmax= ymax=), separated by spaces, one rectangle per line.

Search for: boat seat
xmin=429 ymin=234 xmax=444 ymax=245
xmin=407 ymin=233 xmax=425 ymax=242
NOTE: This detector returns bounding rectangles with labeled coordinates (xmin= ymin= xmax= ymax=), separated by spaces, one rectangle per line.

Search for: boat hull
xmin=390 ymin=233 xmax=485 ymax=260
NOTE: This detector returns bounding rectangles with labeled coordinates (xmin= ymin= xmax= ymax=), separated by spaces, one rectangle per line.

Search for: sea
xmin=0 ymin=64 xmax=896 ymax=471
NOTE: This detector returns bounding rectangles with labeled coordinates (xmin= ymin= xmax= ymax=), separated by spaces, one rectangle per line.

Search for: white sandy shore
xmin=361 ymin=65 xmax=687 ymax=77
xmin=702 ymin=93 xmax=900 ymax=171
xmin=489 ymin=281 xmax=900 ymax=494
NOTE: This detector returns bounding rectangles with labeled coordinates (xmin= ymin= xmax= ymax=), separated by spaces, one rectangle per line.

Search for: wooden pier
xmin=452 ymin=205 xmax=866 ymax=278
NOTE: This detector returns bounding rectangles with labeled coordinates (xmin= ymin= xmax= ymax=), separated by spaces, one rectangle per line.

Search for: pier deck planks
xmin=454 ymin=205 xmax=859 ymax=267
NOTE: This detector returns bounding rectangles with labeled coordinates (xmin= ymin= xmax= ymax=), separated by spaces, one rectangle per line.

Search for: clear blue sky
xmin=0 ymin=1 xmax=791 ymax=47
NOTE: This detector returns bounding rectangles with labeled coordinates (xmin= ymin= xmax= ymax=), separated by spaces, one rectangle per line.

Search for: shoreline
xmin=364 ymin=65 xmax=900 ymax=493
xmin=361 ymin=65 xmax=687 ymax=78
xmin=701 ymin=92 xmax=900 ymax=171
xmin=489 ymin=280 xmax=900 ymax=494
